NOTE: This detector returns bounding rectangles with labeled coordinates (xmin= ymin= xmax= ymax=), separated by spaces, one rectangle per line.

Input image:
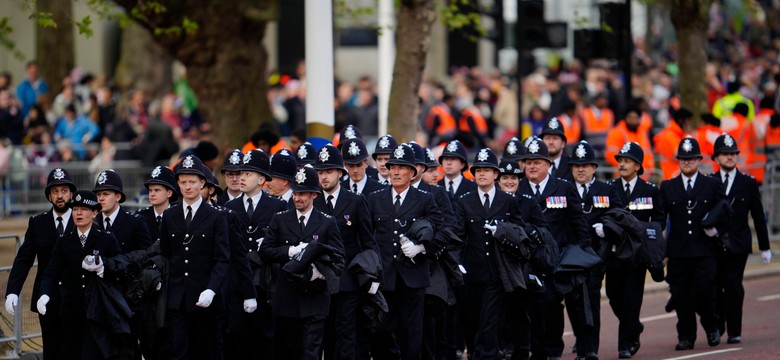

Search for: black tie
xmin=56 ymin=216 xmax=64 ymax=236
xmin=581 ymin=184 xmax=589 ymax=199
xmin=327 ymin=195 xmax=334 ymax=213
xmin=686 ymin=179 xmax=693 ymax=195
xmin=104 ymin=217 xmax=111 ymax=231
xmin=246 ymin=198 xmax=254 ymax=218
xmin=352 ymin=183 xmax=359 ymax=194
xmin=535 ymin=184 xmax=542 ymax=198
xmin=723 ymin=173 xmax=729 ymax=186
xmin=483 ymin=193 xmax=490 ymax=212
xmin=551 ymin=163 xmax=557 ymax=175
xmin=186 ymin=206 xmax=193 ymax=227
xmin=299 ymin=215 xmax=306 ymax=232
xmin=624 ymin=182 xmax=631 ymax=199
xmin=156 ymin=215 xmax=162 ymax=225
xmin=449 ymin=180 xmax=455 ymax=195
xmin=394 ymin=195 xmax=402 ymax=213
xmin=79 ymin=234 xmax=86 ymax=248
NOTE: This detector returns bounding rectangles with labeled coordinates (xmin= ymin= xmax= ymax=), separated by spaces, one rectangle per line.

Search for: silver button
xmin=394 ymin=231 xmax=397 ymax=234
xmin=58 ymin=281 xmax=62 ymax=285
xmin=485 ymin=242 xmax=489 ymax=245
xmin=82 ymin=275 xmax=85 ymax=278
xmin=393 ymin=255 xmax=397 ymax=259
xmin=688 ymin=231 xmax=692 ymax=234
xmin=393 ymin=243 xmax=397 ymax=247
xmin=485 ymin=231 xmax=490 ymax=235
xmin=185 ymin=260 xmax=189 ymax=264
xmin=185 ymin=247 xmax=189 ymax=251
xmin=486 ymin=252 xmax=490 ymax=256
xmin=688 ymin=220 xmax=692 ymax=224
xmin=82 ymin=285 xmax=85 ymax=288
xmin=687 ymin=210 xmax=691 ymax=214
xmin=185 ymin=272 xmax=189 ymax=276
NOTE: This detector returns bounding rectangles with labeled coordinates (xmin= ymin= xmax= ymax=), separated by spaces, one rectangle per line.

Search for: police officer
xmin=338 ymin=124 xmax=379 ymax=179
xmin=268 ymin=149 xmax=298 ymax=206
xmin=342 ymin=138 xmax=385 ymax=195
xmin=313 ymin=144 xmax=379 ymax=360
xmin=372 ymin=134 xmax=399 ymax=185
xmin=497 ymin=160 xmax=523 ymax=193
xmin=296 ymin=141 xmax=318 ymax=168
xmin=368 ymin=144 xmax=446 ymax=360
xmin=5 ymin=168 xmax=76 ymax=360
xmin=438 ymin=140 xmax=477 ymax=197
xmin=137 ymin=165 xmax=179 ymax=240
xmin=259 ymin=166 xmax=345 ymax=360
xmin=217 ymin=149 xmax=245 ymax=205
xmin=608 ymin=142 xmax=665 ymax=359
xmin=502 ymin=137 xmax=526 ymax=164
xmin=659 ymin=137 xmax=726 ymax=351
xmin=517 ymin=138 xmax=591 ymax=360
xmin=568 ymin=141 xmax=623 ymax=360
xmin=160 ymin=155 xmax=231 ymax=360
xmin=38 ymin=190 xmax=124 ymax=359
xmin=709 ymin=133 xmax=772 ymax=344
xmin=93 ymin=169 xmax=153 ymax=254
xmin=540 ymin=117 xmax=573 ymax=181
xmin=454 ymin=148 xmax=531 ymax=359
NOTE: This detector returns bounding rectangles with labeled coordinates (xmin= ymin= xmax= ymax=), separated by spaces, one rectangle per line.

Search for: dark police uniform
xmin=342 ymin=138 xmax=386 ymax=196
xmin=541 ymin=117 xmax=573 ymax=181
xmin=438 ymin=140 xmax=478 ymax=198
xmin=93 ymin=170 xmax=153 ymax=254
xmin=658 ymin=137 xmax=726 ymax=349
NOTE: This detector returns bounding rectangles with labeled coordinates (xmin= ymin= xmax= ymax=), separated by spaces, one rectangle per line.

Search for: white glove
xmin=196 ymin=289 xmax=216 ymax=308
xmin=256 ymin=238 xmax=264 ymax=251
xmin=5 ymin=294 xmax=18 ymax=315
xmin=592 ymin=223 xmax=605 ymax=238
xmin=81 ymin=256 xmax=105 ymax=278
xmin=704 ymin=227 xmax=718 ymax=237
xmin=36 ymin=295 xmax=50 ymax=315
xmin=243 ymin=298 xmax=258 ymax=313
xmin=368 ymin=282 xmax=380 ymax=295
xmin=288 ymin=242 xmax=309 ymax=258
xmin=483 ymin=223 xmax=497 ymax=236
xmin=401 ymin=241 xmax=426 ymax=258
xmin=310 ymin=264 xmax=325 ymax=281
xmin=761 ymin=250 xmax=772 ymax=264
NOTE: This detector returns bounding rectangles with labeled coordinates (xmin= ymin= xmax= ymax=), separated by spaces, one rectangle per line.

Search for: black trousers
xmin=605 ymin=265 xmax=646 ymax=352
xmin=168 ymin=309 xmax=221 ymax=360
xmin=371 ymin=278 xmax=425 ymax=360
xmin=667 ymin=256 xmax=718 ymax=342
xmin=506 ymin=289 xmax=532 ymax=360
xmin=568 ymin=265 xmax=605 ymax=356
xmin=716 ymin=252 xmax=749 ymax=337
xmin=40 ymin=309 xmax=63 ymax=360
xmin=529 ymin=275 xmax=565 ymax=359
xmin=274 ymin=315 xmax=326 ymax=360
xmin=223 ymin=288 xmax=273 ymax=360
xmin=462 ymin=282 xmax=504 ymax=360
xmin=324 ymin=291 xmax=362 ymax=360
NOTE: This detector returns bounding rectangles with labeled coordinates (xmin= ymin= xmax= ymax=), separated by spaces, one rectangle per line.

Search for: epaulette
xmin=648 ymin=182 xmax=657 ymax=187
xmin=556 ymin=177 xmax=569 ymax=182
xmin=521 ymin=193 xmax=533 ymax=199
xmin=31 ymin=213 xmax=43 ymax=219
xmin=321 ymin=212 xmax=333 ymax=219
xmin=507 ymin=192 xmax=516 ymax=198
xmin=276 ymin=209 xmax=291 ymax=216
xmin=131 ymin=212 xmax=142 ymax=219
xmin=458 ymin=192 xmax=472 ymax=199
xmin=365 ymin=188 xmax=384 ymax=196
xmin=416 ymin=188 xmax=429 ymax=194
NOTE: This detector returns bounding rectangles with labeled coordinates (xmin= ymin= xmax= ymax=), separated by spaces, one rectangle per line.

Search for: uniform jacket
xmin=574 ymin=179 xmax=624 ymax=250
xmin=659 ymin=173 xmax=727 ymax=258
xmin=314 ymin=186 xmax=378 ymax=292
xmin=259 ymin=209 xmax=344 ymax=318
xmin=610 ymin=177 xmax=665 ymax=228
xmin=438 ymin=177 xmax=477 ymax=198
xmin=7 ymin=209 xmax=74 ymax=312
xmin=517 ymin=177 xmax=592 ymax=248
xmin=159 ymin=203 xmax=230 ymax=312
xmin=552 ymin=155 xmax=573 ymax=181
xmin=708 ymin=171 xmax=770 ymax=253
xmin=454 ymin=188 xmax=529 ymax=284
xmin=136 ymin=206 xmax=166 ymax=241
xmin=367 ymin=186 xmax=445 ymax=291
xmin=214 ymin=204 xmax=256 ymax=300
xmin=341 ymin=176 xmax=386 ymax=196
xmin=97 ymin=207 xmax=153 ymax=255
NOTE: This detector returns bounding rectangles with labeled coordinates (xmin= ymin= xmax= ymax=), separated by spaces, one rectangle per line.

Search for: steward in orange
xmin=653 ymin=108 xmax=694 ymax=180
xmin=719 ymin=104 xmax=751 ymax=173
xmin=581 ymin=93 xmax=614 ymax=154
xmin=557 ymin=98 xmax=582 ymax=148
xmin=741 ymin=98 xmax=775 ymax=183
xmin=766 ymin=115 xmax=780 ymax=168
xmin=458 ymin=103 xmax=489 ymax=149
xmin=605 ymin=107 xmax=655 ymax=178
xmin=425 ymin=95 xmax=458 ymax=146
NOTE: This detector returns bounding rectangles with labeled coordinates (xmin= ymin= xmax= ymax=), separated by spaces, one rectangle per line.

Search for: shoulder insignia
xmin=32 ymin=213 xmax=42 ymax=219
xmin=556 ymin=177 xmax=569 ymax=182
xmin=522 ymin=194 xmax=533 ymax=199
xmin=276 ymin=209 xmax=291 ymax=216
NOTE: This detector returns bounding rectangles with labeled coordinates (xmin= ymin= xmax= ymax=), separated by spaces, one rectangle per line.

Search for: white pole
xmin=305 ymin=0 xmax=335 ymax=147
xmin=377 ymin=0 xmax=395 ymax=136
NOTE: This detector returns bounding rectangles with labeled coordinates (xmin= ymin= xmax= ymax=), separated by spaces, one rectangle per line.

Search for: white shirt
xmin=530 ymin=174 xmax=551 ymax=195
xmin=392 ymin=186 xmax=411 ymax=207
xmin=323 ymin=185 xmax=341 ymax=208
xmin=720 ymin=168 xmax=736 ymax=195
xmin=681 ymin=172 xmax=699 ymax=191
xmin=477 ymin=186 xmax=497 ymax=208
xmin=244 ymin=191 xmax=263 ymax=213
xmin=621 ymin=176 xmax=639 ymax=195
xmin=349 ymin=176 xmax=368 ymax=194
xmin=377 ymin=174 xmax=390 ymax=185
xmin=227 ymin=191 xmax=241 ymax=202
xmin=550 ymin=156 xmax=562 ymax=175
xmin=183 ymin=197 xmax=203 ymax=221
xmin=445 ymin=174 xmax=464 ymax=193
xmin=102 ymin=207 xmax=120 ymax=228
xmin=154 ymin=205 xmax=168 ymax=218
xmin=281 ymin=189 xmax=293 ymax=203
xmin=411 ymin=179 xmax=422 ymax=189
xmin=576 ymin=177 xmax=595 ymax=198
xmin=296 ymin=207 xmax=314 ymax=227
xmin=78 ymin=227 xmax=92 ymax=239
xmin=53 ymin=208 xmax=72 ymax=227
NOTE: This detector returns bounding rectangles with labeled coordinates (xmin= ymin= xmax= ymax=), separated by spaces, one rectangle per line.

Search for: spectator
xmin=289 ymin=129 xmax=307 ymax=154
xmin=53 ymin=104 xmax=99 ymax=159
xmin=125 ymin=89 xmax=149 ymax=134
xmin=282 ymin=80 xmax=306 ymax=137
xmin=51 ymin=83 xmax=80 ymax=121
xmin=97 ymin=85 xmax=118 ymax=137
xmin=0 ymin=71 xmax=12 ymax=91
xmin=23 ymin=104 xmax=50 ymax=143
xmin=16 ymin=60 xmax=48 ymax=117
xmin=346 ymin=88 xmax=378 ymax=137
xmin=0 ymin=89 xmax=24 ymax=145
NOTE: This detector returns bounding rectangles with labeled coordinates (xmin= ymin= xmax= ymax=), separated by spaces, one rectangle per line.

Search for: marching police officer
xmin=259 ymin=165 xmax=345 ymax=360
xmin=268 ymin=149 xmax=298 ymax=207
xmin=608 ymin=142 xmax=665 ymax=358
xmin=38 ymin=190 xmax=124 ymax=359
xmin=217 ymin=149 xmax=245 ymax=205
xmin=5 ymin=168 xmax=76 ymax=360
xmin=372 ymin=134 xmax=399 ymax=185
xmin=137 ymin=165 xmax=179 ymax=240
xmin=709 ymin=133 xmax=772 ymax=344
xmin=342 ymin=138 xmax=385 ymax=195
xmin=93 ymin=169 xmax=153 ymax=254
xmin=540 ymin=117 xmax=573 ymax=181
xmin=568 ymin=141 xmax=623 ymax=360
xmin=438 ymin=140 xmax=477 ymax=197
xmin=313 ymin=144 xmax=379 ymax=360
xmin=160 ymin=155 xmax=231 ymax=360
xmin=368 ymin=144 xmax=446 ymax=360
xmin=659 ymin=137 xmax=726 ymax=351
xmin=497 ymin=160 xmax=523 ymax=193
xmin=517 ymin=138 xmax=591 ymax=360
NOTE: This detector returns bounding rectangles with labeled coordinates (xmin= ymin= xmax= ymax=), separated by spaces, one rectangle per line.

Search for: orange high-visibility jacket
xmin=426 ymin=104 xmax=457 ymax=136
xmin=557 ymin=113 xmax=582 ymax=144
xmin=581 ymin=106 xmax=614 ymax=150
xmin=653 ymin=121 xmax=691 ymax=180
xmin=458 ymin=107 xmax=489 ymax=137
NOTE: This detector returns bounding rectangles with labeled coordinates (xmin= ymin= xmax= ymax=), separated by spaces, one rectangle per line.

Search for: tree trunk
xmin=112 ymin=0 xmax=274 ymax=151
xmin=670 ymin=0 xmax=712 ymax=125
xmin=114 ymin=24 xmax=173 ymax=101
xmin=387 ymin=0 xmax=437 ymax=143
xmin=36 ymin=0 xmax=74 ymax=95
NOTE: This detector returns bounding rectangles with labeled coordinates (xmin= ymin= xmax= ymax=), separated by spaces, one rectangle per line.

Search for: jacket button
xmin=485 ymin=231 xmax=490 ymax=235
xmin=185 ymin=247 xmax=189 ymax=251
xmin=486 ymin=252 xmax=490 ymax=256
xmin=82 ymin=274 xmax=85 ymax=278
xmin=687 ymin=210 xmax=691 ymax=214
xmin=393 ymin=255 xmax=397 ymax=259
xmin=485 ymin=242 xmax=489 ymax=245
xmin=82 ymin=285 xmax=85 ymax=288
xmin=688 ymin=220 xmax=692 ymax=224
xmin=394 ymin=231 xmax=398 ymax=234
xmin=58 ymin=281 xmax=62 ymax=285
xmin=688 ymin=230 xmax=692 ymax=234
xmin=185 ymin=260 xmax=189 ymax=264
xmin=393 ymin=243 xmax=397 ymax=247
xmin=248 ymin=249 xmax=253 ymax=252
xmin=185 ymin=272 xmax=189 ymax=276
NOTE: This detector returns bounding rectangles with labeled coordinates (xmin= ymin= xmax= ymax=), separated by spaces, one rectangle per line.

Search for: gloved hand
xmin=483 ymin=223 xmax=497 ymax=236
xmin=368 ymin=282 xmax=381 ymax=295
xmin=401 ymin=241 xmax=426 ymax=258
xmin=256 ymin=237 xmax=264 ymax=251
xmin=196 ymin=289 xmax=216 ymax=308
xmin=82 ymin=255 xmax=105 ymax=278
xmin=36 ymin=295 xmax=50 ymax=315
xmin=243 ymin=298 xmax=258 ymax=313
xmin=288 ymin=242 xmax=309 ymax=258
xmin=704 ymin=227 xmax=718 ymax=237
xmin=310 ymin=264 xmax=325 ymax=281
xmin=5 ymin=294 xmax=18 ymax=315
xmin=762 ymin=250 xmax=772 ymax=264
xmin=592 ymin=223 xmax=605 ymax=238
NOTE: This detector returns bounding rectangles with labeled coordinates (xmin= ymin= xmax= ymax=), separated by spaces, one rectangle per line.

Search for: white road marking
xmin=663 ymin=348 xmax=741 ymax=360
xmin=757 ymin=294 xmax=780 ymax=301
xmin=640 ymin=313 xmax=677 ymax=322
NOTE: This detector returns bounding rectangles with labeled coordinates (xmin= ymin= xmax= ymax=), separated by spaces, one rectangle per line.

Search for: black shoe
xmin=618 ymin=350 xmax=632 ymax=359
xmin=585 ymin=352 xmax=599 ymax=360
xmin=628 ymin=340 xmax=641 ymax=356
xmin=675 ymin=340 xmax=695 ymax=351
xmin=707 ymin=329 xmax=721 ymax=346
xmin=727 ymin=336 xmax=741 ymax=344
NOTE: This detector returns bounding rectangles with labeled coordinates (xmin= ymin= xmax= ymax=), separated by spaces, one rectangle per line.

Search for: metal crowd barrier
xmin=0 ymin=234 xmax=41 ymax=359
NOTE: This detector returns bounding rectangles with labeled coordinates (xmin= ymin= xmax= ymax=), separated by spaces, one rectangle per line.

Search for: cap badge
xmin=183 ymin=155 xmax=195 ymax=168
xmin=318 ymin=147 xmax=330 ymax=162
xmin=151 ymin=166 xmax=162 ymax=178
xmin=229 ymin=151 xmax=241 ymax=165
xmin=548 ymin=118 xmax=560 ymax=130
xmin=97 ymin=172 xmax=108 ymax=185
xmin=280 ymin=149 xmax=290 ymax=156
xmin=575 ymin=144 xmax=587 ymax=159
xmin=297 ymin=146 xmax=308 ymax=159
xmin=507 ymin=163 xmax=513 ymax=170
xmin=295 ymin=168 xmax=307 ymax=184
xmin=682 ymin=138 xmax=693 ymax=152
xmin=348 ymin=141 xmax=361 ymax=156
xmin=53 ymin=168 xmax=65 ymax=180
xmin=76 ymin=194 xmax=82 ymax=201
xmin=446 ymin=141 xmax=458 ymax=153
xmin=426 ymin=148 xmax=436 ymax=161
xmin=507 ymin=141 xmax=517 ymax=155
xmin=393 ymin=146 xmax=405 ymax=159
xmin=620 ymin=142 xmax=631 ymax=154
xmin=378 ymin=137 xmax=390 ymax=149
xmin=344 ymin=126 xmax=356 ymax=139
xmin=528 ymin=141 xmax=540 ymax=154
xmin=477 ymin=149 xmax=489 ymax=162
xmin=242 ymin=152 xmax=252 ymax=164
xmin=723 ymin=134 xmax=735 ymax=147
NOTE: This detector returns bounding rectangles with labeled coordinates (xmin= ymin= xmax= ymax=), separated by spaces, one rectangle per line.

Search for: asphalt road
xmin=563 ymin=275 xmax=780 ymax=360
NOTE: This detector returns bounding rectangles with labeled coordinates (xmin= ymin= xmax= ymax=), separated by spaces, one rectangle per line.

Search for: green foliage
xmin=32 ymin=12 xmax=57 ymax=28
xmin=0 ymin=16 xmax=26 ymax=60
xmin=438 ymin=0 xmax=485 ymax=41
xmin=75 ymin=15 xmax=93 ymax=37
